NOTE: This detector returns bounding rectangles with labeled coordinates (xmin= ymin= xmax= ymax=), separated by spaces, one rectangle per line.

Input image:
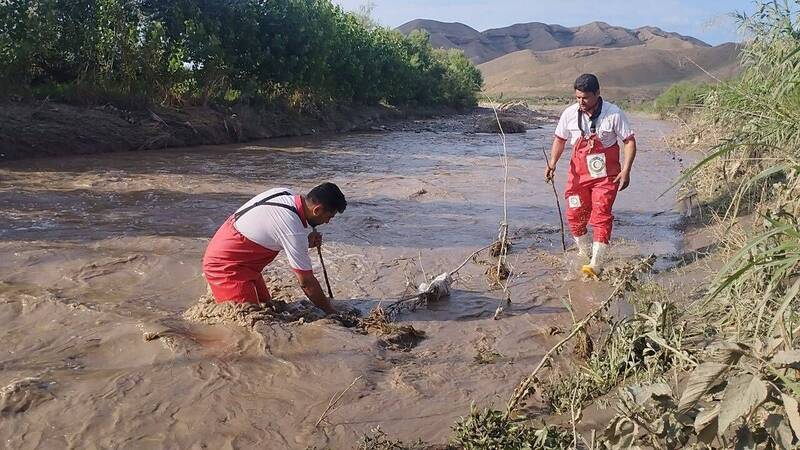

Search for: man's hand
xmin=295 ymin=270 xmax=336 ymax=314
xmin=308 ymin=230 xmax=322 ymax=248
xmin=544 ymin=138 xmax=565 ymax=183
xmin=544 ymin=165 xmax=556 ymax=183
xmin=614 ymin=170 xmax=631 ymax=191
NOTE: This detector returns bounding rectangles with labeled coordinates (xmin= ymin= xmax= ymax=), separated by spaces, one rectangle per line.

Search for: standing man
xmin=202 ymin=182 xmax=346 ymax=314
xmin=545 ymin=74 xmax=637 ymax=277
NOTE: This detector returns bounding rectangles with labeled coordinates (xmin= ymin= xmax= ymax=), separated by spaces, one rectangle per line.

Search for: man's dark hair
xmin=308 ymin=182 xmax=347 ymax=214
xmin=574 ymin=74 xmax=600 ymax=93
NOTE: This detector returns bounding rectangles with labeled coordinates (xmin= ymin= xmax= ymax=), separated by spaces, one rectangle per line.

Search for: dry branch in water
xmin=490 ymin=238 xmax=511 ymax=257
xmin=486 ymin=98 xmax=514 ymax=318
xmin=316 ymin=376 xmax=363 ymax=427
xmin=485 ymin=261 xmax=510 ymax=285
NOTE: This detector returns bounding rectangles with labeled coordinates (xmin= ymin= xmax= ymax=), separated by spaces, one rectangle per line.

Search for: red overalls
xmin=202 ymin=192 xmax=307 ymax=304
xmin=564 ymin=104 xmax=621 ymax=244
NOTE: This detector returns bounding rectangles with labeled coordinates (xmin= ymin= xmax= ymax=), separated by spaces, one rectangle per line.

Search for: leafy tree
xmin=0 ymin=0 xmax=483 ymax=108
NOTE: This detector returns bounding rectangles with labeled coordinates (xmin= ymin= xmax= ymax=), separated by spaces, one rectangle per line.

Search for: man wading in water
xmin=202 ymin=182 xmax=346 ymax=314
xmin=545 ymin=74 xmax=637 ymax=277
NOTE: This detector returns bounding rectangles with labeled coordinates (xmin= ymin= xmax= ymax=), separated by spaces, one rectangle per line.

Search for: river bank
xmin=0 ymin=98 xmax=549 ymax=162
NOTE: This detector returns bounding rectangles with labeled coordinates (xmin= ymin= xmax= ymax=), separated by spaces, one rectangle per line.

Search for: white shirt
xmin=234 ymin=188 xmax=313 ymax=273
xmin=554 ymin=100 xmax=634 ymax=148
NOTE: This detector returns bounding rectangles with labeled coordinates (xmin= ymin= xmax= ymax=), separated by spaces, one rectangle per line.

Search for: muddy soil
xmin=0 ymin=109 xmax=686 ymax=449
xmin=0 ymin=99 xmax=493 ymax=161
xmin=0 ymin=97 xmax=547 ymax=162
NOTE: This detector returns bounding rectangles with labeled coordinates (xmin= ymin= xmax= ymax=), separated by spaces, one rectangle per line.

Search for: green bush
xmin=452 ymin=406 xmax=572 ymax=450
xmin=653 ymin=81 xmax=712 ymax=117
xmin=0 ymin=0 xmax=483 ymax=108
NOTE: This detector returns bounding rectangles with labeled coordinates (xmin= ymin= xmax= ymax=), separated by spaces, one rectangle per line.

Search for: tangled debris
xmin=360 ymin=307 xmax=426 ymax=351
xmin=354 ymin=271 xmax=460 ymax=351
xmin=490 ymin=238 xmax=512 ymax=257
xmin=182 ymin=294 xmax=428 ymax=350
xmin=572 ymin=328 xmax=594 ymax=360
xmin=485 ymin=261 xmax=511 ymax=286
xmin=602 ymin=254 xmax=657 ymax=289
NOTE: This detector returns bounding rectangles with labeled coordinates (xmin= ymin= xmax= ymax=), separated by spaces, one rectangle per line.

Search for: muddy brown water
xmin=0 ymin=113 xmax=684 ymax=449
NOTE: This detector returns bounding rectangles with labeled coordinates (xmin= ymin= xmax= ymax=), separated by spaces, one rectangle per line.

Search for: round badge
xmin=589 ymin=156 xmax=606 ymax=172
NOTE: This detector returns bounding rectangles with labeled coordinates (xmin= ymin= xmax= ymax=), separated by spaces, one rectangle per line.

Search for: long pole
xmin=542 ymin=147 xmax=567 ymax=252
xmin=314 ymin=228 xmax=334 ymax=298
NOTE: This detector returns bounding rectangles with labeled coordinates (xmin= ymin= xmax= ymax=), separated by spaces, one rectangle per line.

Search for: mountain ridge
xmin=396 ymin=19 xmax=740 ymax=99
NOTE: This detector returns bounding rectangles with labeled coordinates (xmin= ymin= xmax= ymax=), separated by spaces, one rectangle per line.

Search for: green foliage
xmin=0 ymin=0 xmax=482 ymax=107
xmin=452 ymin=405 xmax=572 ymax=450
xmin=653 ymin=81 xmax=712 ymax=117
xmin=434 ymin=48 xmax=483 ymax=108
xmin=544 ymin=288 xmax=692 ymax=415
xmin=600 ymin=2 xmax=800 ymax=447
xmin=601 ymin=342 xmax=800 ymax=449
xmin=680 ymin=0 xmax=800 ymax=343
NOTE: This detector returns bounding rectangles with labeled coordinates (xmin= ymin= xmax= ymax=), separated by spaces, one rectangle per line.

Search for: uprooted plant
xmin=358 ymin=306 xmax=426 ymax=351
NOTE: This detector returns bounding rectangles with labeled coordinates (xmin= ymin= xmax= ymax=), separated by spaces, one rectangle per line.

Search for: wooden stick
xmin=542 ymin=147 xmax=567 ymax=252
xmin=449 ymin=242 xmax=495 ymax=276
xmin=488 ymin=98 xmax=513 ymax=320
xmin=315 ymin=375 xmax=362 ymax=427
xmin=314 ymin=227 xmax=334 ymax=298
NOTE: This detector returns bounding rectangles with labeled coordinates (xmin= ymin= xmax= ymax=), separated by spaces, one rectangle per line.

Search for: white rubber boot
xmin=582 ymin=242 xmax=608 ymax=278
xmin=574 ymin=234 xmax=592 ymax=259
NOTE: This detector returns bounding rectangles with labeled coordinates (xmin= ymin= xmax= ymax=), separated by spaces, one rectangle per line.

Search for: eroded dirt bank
xmin=0 ymin=99 xmax=545 ymax=161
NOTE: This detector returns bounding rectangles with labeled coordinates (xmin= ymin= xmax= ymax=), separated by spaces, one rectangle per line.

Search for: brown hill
xmin=478 ymin=42 xmax=741 ymax=99
xmin=396 ymin=19 xmax=711 ymax=64
xmin=396 ymin=19 xmax=503 ymax=63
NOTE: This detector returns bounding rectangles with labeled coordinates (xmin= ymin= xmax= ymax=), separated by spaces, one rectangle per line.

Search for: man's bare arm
xmin=614 ymin=137 xmax=637 ymax=191
xmin=295 ymin=271 xmax=336 ymax=314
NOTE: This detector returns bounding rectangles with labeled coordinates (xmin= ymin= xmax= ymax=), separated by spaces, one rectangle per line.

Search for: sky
xmin=330 ymin=0 xmax=761 ymax=46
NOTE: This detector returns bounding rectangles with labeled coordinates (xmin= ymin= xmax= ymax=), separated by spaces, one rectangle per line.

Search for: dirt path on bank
xmin=0 ymin=110 xmax=687 ymax=449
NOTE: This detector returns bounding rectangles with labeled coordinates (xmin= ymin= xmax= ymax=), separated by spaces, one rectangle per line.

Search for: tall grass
xmin=451 ymin=5 xmax=800 ymax=445
xmin=683 ymin=0 xmax=800 ymax=343
xmin=652 ymin=81 xmax=713 ymax=118
xmin=589 ymin=3 xmax=800 ymax=447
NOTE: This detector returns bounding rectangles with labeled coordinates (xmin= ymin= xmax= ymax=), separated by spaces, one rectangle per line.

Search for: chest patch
xmin=587 ymin=153 xmax=607 ymax=178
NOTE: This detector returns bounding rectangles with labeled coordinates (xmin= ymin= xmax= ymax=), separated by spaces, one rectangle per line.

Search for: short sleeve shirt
xmin=554 ymin=100 xmax=634 ymax=148
xmin=233 ymin=188 xmax=313 ymax=273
